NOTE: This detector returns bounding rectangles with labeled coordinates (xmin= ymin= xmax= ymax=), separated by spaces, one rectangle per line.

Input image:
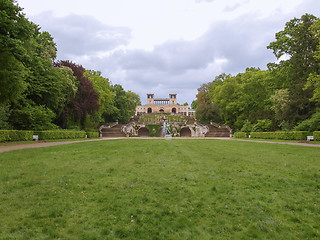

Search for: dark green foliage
xmin=251 ymin=119 xmax=273 ymax=132
xmin=0 ymin=1 xmax=139 ymax=131
xmin=86 ymin=131 xmax=99 ymax=138
xmin=0 ymin=130 xmax=33 ymax=142
xmin=234 ymin=132 xmax=248 ymax=138
xmin=250 ymin=131 xmax=312 ymax=140
xmin=0 ymin=0 xmax=31 ymax=104
xmin=295 ymin=111 xmax=320 ymax=132
xmin=34 ymin=130 xmax=86 ymax=140
xmin=240 ymin=120 xmax=253 ymax=133
xmin=195 ymin=14 xmax=320 ymax=131
xmin=0 ymin=104 xmax=11 ymax=129
xmin=145 ymin=125 xmax=161 ymax=137
xmin=9 ymin=101 xmax=57 ymax=130
xmin=314 ymin=131 xmax=320 ymax=140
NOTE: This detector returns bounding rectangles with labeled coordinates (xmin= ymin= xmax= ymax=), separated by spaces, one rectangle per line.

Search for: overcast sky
xmin=18 ymin=0 xmax=320 ymax=105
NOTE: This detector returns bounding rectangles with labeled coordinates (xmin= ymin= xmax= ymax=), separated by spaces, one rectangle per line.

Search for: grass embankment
xmin=0 ymin=139 xmax=320 ymax=239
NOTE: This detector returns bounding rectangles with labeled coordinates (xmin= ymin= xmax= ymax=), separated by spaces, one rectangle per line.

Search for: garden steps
xmin=205 ymin=125 xmax=230 ymax=137
xmin=101 ymin=124 xmax=125 ymax=138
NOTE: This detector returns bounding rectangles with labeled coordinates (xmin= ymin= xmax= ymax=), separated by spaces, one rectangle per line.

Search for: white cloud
xmin=18 ymin=0 xmax=320 ymax=104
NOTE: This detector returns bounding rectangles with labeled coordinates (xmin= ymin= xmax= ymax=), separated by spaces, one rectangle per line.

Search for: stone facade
xmin=135 ymin=94 xmax=195 ymax=117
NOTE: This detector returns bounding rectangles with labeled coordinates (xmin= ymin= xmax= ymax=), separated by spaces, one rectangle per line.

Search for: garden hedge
xmin=234 ymin=132 xmax=248 ymax=138
xmin=314 ymin=131 xmax=320 ymax=141
xmin=34 ymin=130 xmax=86 ymax=140
xmin=145 ymin=125 xmax=162 ymax=137
xmin=250 ymin=131 xmax=312 ymax=140
xmin=0 ymin=130 xmax=33 ymax=142
xmin=86 ymin=131 xmax=100 ymax=138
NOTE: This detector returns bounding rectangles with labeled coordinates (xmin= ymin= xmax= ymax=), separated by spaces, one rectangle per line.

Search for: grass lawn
xmin=0 ymin=139 xmax=319 ymax=239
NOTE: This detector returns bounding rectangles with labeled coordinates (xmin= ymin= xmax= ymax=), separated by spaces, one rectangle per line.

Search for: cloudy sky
xmin=18 ymin=0 xmax=320 ymax=105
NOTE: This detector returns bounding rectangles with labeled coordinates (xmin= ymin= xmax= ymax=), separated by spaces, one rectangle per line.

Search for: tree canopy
xmin=0 ymin=0 xmax=140 ymax=131
xmin=194 ymin=14 xmax=320 ymax=132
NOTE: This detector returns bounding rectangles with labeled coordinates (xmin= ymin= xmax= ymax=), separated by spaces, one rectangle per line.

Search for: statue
xmin=164 ymin=121 xmax=172 ymax=140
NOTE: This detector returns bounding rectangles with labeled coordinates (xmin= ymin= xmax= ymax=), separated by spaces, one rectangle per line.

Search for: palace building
xmin=135 ymin=94 xmax=195 ymax=117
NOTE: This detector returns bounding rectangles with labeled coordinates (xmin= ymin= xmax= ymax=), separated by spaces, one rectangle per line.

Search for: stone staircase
xmin=205 ymin=124 xmax=231 ymax=137
xmin=101 ymin=124 xmax=125 ymax=138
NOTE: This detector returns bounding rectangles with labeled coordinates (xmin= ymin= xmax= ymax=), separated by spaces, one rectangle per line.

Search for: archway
xmin=159 ymin=108 xmax=164 ymax=113
xmin=138 ymin=127 xmax=149 ymax=137
xmin=147 ymin=108 xmax=152 ymax=113
xmin=180 ymin=127 xmax=191 ymax=137
xmin=172 ymin=108 xmax=176 ymax=113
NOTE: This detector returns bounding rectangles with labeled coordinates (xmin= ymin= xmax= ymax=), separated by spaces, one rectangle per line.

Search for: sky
xmin=18 ymin=0 xmax=320 ymax=105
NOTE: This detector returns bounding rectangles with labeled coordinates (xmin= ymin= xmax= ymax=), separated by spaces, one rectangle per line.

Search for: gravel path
xmin=0 ymin=138 xmax=122 ymax=153
xmin=1 ymin=137 xmax=319 ymax=153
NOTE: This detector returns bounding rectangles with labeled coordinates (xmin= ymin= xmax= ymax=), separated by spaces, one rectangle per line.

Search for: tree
xmin=191 ymin=100 xmax=197 ymax=110
xmin=0 ymin=0 xmax=31 ymax=104
xmin=55 ymin=61 xmax=99 ymax=129
xmin=109 ymin=84 xmax=130 ymax=123
xmin=267 ymin=14 xmax=319 ymax=85
xmin=267 ymin=14 xmax=320 ymax=125
xmin=126 ymin=91 xmax=141 ymax=117
xmin=85 ymin=70 xmax=116 ymax=123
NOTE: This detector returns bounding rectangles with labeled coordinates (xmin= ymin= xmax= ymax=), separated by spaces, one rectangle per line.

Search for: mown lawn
xmin=0 ymin=139 xmax=319 ymax=239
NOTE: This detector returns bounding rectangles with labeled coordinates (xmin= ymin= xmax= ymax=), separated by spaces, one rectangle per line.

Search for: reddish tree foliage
xmin=55 ymin=60 xmax=99 ymax=128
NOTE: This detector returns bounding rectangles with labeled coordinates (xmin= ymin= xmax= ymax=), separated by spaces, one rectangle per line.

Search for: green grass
xmin=236 ymin=138 xmax=320 ymax=145
xmin=0 ymin=139 xmax=320 ymax=239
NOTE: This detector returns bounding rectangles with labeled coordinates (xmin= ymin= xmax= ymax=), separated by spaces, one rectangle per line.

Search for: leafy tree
xmin=251 ymin=119 xmax=273 ymax=132
xmin=109 ymin=84 xmax=130 ymax=123
xmin=191 ymin=100 xmax=197 ymax=110
xmin=126 ymin=90 xmax=141 ymax=118
xmin=294 ymin=110 xmax=320 ymax=131
xmin=85 ymin=70 xmax=116 ymax=123
xmin=0 ymin=0 xmax=31 ymax=103
xmin=267 ymin=14 xmax=320 ymax=125
xmin=9 ymin=100 xmax=57 ymax=130
xmin=267 ymin=14 xmax=319 ymax=85
xmin=0 ymin=103 xmax=11 ymax=129
xmin=55 ymin=61 xmax=99 ymax=129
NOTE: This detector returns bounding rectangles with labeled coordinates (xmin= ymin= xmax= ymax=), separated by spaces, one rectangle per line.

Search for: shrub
xmin=34 ymin=130 xmax=86 ymax=140
xmin=252 ymin=119 xmax=273 ymax=132
xmin=250 ymin=131 xmax=312 ymax=140
xmin=234 ymin=132 xmax=248 ymax=138
xmin=314 ymin=132 xmax=320 ymax=141
xmin=240 ymin=120 xmax=253 ymax=133
xmin=86 ymin=131 xmax=99 ymax=138
xmin=294 ymin=112 xmax=320 ymax=132
xmin=0 ymin=130 xmax=33 ymax=142
xmin=145 ymin=125 xmax=161 ymax=137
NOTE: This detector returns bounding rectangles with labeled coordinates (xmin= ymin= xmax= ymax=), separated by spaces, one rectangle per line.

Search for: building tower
xmin=146 ymin=94 xmax=154 ymax=105
xmin=169 ymin=94 xmax=177 ymax=105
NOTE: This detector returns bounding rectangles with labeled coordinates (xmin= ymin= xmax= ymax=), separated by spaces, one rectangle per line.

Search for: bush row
xmin=234 ymin=131 xmax=315 ymax=140
xmin=314 ymin=132 xmax=320 ymax=141
xmin=86 ymin=131 xmax=100 ymax=138
xmin=234 ymin=132 xmax=248 ymax=138
xmin=34 ymin=130 xmax=87 ymax=140
xmin=0 ymin=130 xmax=100 ymax=142
xmin=0 ymin=130 xmax=34 ymax=142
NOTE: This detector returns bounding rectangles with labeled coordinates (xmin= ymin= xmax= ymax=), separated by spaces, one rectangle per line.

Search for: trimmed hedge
xmin=145 ymin=125 xmax=162 ymax=137
xmin=0 ymin=130 xmax=33 ymax=142
xmin=234 ymin=132 xmax=248 ymax=138
xmin=250 ymin=131 xmax=312 ymax=140
xmin=86 ymin=131 xmax=99 ymax=138
xmin=314 ymin=131 xmax=320 ymax=141
xmin=34 ymin=130 xmax=86 ymax=140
